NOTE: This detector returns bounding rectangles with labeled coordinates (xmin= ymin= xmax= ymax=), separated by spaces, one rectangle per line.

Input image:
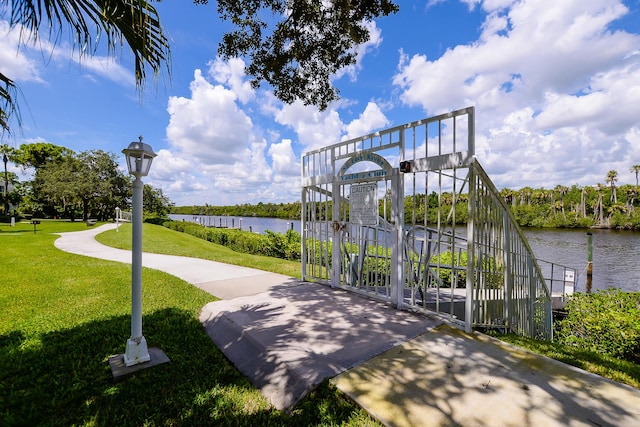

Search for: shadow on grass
xmin=0 ymin=308 xmax=365 ymax=426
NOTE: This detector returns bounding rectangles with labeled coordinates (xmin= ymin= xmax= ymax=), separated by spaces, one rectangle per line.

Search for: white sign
xmin=350 ymin=183 xmax=378 ymax=225
xmin=564 ymin=270 xmax=575 ymax=283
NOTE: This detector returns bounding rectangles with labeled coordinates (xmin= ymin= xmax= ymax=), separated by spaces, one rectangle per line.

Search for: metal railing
xmin=301 ymin=107 xmax=553 ymax=340
xmin=468 ymin=161 xmax=552 ymax=339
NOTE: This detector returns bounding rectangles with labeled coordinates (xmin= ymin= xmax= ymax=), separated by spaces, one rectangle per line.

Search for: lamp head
xmin=123 ymin=136 xmax=156 ymax=178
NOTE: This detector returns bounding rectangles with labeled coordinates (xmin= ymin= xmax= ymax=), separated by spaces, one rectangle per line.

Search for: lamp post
xmin=122 ymin=136 xmax=156 ymax=367
xmin=3 ymin=153 xmax=8 ymax=215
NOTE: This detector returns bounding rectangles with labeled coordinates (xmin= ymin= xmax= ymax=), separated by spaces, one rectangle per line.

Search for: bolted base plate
xmin=108 ymin=347 xmax=170 ymax=382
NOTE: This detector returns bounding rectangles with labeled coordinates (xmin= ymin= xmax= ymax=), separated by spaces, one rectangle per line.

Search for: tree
xmin=1 ymin=0 xmax=170 ymax=138
xmin=595 ymin=183 xmax=605 ymax=225
xmin=12 ymin=142 xmax=73 ymax=169
xmin=33 ymin=150 xmax=129 ymax=220
xmin=143 ymin=184 xmax=173 ymax=218
xmin=631 ymin=165 xmax=640 ymax=187
xmin=33 ymin=154 xmax=84 ymax=219
xmin=606 ymin=170 xmax=618 ymax=203
xmin=1 ymin=144 xmax=12 ymax=214
xmin=2 ymin=0 xmax=399 ymax=137
xmin=217 ymin=0 xmax=399 ymax=110
xmin=555 ymin=185 xmax=568 ymax=218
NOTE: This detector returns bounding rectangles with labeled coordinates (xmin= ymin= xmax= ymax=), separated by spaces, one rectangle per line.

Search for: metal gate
xmin=301 ymin=107 xmax=553 ymax=339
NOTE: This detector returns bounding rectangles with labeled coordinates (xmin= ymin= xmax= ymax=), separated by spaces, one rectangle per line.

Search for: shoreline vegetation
xmin=171 ymin=178 xmax=640 ymax=231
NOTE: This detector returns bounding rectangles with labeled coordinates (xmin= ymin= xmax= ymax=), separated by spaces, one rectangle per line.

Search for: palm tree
xmin=626 ymin=187 xmax=636 ymax=214
xmin=1 ymin=0 xmax=170 ymax=137
xmin=595 ymin=183 xmax=605 ymax=225
xmin=631 ymin=165 xmax=640 ymax=187
xmin=606 ymin=170 xmax=618 ymax=203
xmin=500 ymin=188 xmax=514 ymax=206
xmin=519 ymin=187 xmax=533 ymax=205
xmin=555 ymin=185 xmax=568 ymax=218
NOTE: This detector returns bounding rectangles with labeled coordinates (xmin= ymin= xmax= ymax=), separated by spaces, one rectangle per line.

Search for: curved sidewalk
xmin=54 ymin=223 xmax=294 ymax=299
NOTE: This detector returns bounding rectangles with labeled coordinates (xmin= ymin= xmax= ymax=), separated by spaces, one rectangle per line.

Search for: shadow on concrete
xmin=334 ymin=324 xmax=640 ymax=427
xmin=200 ymin=280 xmax=443 ymax=409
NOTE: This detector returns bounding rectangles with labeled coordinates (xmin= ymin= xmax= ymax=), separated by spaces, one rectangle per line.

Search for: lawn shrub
xmin=163 ymin=220 xmax=302 ymax=261
xmin=557 ymin=290 xmax=640 ymax=363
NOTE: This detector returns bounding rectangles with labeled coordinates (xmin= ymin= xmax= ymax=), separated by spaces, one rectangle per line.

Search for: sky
xmin=1 ymin=0 xmax=640 ymax=206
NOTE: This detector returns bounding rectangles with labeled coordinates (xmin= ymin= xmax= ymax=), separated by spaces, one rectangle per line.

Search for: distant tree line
xmin=1 ymin=142 xmax=173 ymax=221
xmin=172 ymin=201 xmax=302 ymax=220
xmin=500 ymin=168 xmax=640 ymax=229
xmin=174 ymin=167 xmax=640 ymax=230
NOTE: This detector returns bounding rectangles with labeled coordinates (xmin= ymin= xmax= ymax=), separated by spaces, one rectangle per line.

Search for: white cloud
xmin=0 ymin=21 xmax=43 ymax=83
xmin=162 ymin=67 xmax=310 ymax=205
xmin=166 ymin=69 xmax=255 ymax=165
xmin=69 ymin=54 xmax=135 ymax=87
xmin=268 ymin=139 xmax=298 ymax=176
xmin=274 ymin=100 xmax=344 ymax=151
xmin=393 ymin=0 xmax=640 ymax=189
xmin=0 ymin=19 xmax=135 ymax=88
xmin=207 ymin=57 xmax=254 ymax=104
xmin=344 ymin=102 xmax=390 ymax=140
xmin=334 ymin=20 xmax=384 ymax=81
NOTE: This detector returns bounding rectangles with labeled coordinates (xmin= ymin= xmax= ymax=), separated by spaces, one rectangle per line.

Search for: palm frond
xmin=0 ymin=72 xmax=21 ymax=138
xmin=3 ymin=0 xmax=171 ymax=137
xmin=10 ymin=0 xmax=171 ymax=87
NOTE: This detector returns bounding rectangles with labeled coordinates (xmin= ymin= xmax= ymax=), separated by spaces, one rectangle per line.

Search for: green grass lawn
xmin=0 ymin=220 xmax=379 ymax=426
xmin=96 ymin=222 xmax=302 ymax=278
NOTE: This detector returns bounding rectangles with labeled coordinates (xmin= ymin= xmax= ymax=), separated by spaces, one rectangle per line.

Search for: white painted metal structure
xmin=301 ymin=107 xmax=553 ymax=339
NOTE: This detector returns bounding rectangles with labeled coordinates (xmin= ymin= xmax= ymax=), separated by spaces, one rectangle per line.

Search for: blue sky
xmin=2 ymin=0 xmax=640 ymax=206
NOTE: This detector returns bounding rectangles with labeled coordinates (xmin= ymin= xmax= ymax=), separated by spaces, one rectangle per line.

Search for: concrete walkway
xmin=54 ymin=224 xmax=640 ymax=426
xmin=54 ymin=223 xmax=292 ymax=299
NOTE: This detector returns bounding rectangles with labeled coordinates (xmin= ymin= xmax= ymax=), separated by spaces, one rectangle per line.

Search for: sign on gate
xmin=350 ymin=183 xmax=378 ymax=225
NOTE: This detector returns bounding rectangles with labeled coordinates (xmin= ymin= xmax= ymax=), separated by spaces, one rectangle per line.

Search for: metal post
xmin=465 ymin=162 xmax=476 ymax=333
xmin=391 ymin=172 xmax=405 ymax=308
xmin=586 ymin=231 xmax=593 ymax=293
xmin=301 ymin=187 xmax=307 ymax=280
xmin=3 ymin=153 xmax=8 ymax=215
xmin=503 ymin=210 xmax=511 ymax=332
xmin=331 ymin=179 xmax=341 ymax=288
xmin=123 ymin=177 xmax=150 ymax=366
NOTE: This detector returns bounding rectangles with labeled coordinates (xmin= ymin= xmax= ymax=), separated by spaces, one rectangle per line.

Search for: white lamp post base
xmin=123 ymin=336 xmax=151 ymax=367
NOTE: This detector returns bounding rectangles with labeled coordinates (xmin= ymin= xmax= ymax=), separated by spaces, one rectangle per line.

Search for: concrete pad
xmin=108 ymin=347 xmax=170 ymax=381
xmin=333 ymin=324 xmax=640 ymax=427
xmin=194 ymin=273 xmax=298 ymax=299
xmin=199 ymin=282 xmax=443 ymax=410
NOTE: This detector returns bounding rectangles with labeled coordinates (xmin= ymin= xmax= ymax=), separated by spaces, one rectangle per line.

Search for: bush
xmin=144 ymin=216 xmax=169 ymax=225
xmin=557 ymin=290 xmax=640 ymax=363
xmin=428 ymin=250 xmax=503 ymax=289
xmin=163 ymin=220 xmax=302 ymax=261
xmin=430 ymin=250 xmax=467 ymax=287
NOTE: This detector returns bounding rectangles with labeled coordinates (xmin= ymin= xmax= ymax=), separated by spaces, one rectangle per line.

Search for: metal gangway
xmin=301 ymin=107 xmax=557 ymax=340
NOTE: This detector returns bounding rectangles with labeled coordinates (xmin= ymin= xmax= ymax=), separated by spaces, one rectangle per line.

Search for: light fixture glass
xmin=122 ymin=136 xmax=157 ymax=177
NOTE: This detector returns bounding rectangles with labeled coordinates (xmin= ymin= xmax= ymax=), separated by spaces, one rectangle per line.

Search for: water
xmin=524 ymin=228 xmax=640 ymax=293
xmin=169 ymin=214 xmax=640 ymax=292
xmin=169 ymin=214 xmax=301 ymax=235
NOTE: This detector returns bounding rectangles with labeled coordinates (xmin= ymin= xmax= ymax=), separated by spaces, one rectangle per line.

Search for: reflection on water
xmin=170 ymin=215 xmax=640 ymax=292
